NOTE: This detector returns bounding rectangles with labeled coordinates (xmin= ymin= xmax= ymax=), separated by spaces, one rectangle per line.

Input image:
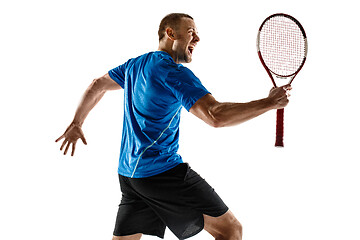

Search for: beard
xmin=173 ymin=42 xmax=193 ymax=63
xmin=179 ymin=47 xmax=193 ymax=63
xmin=184 ymin=51 xmax=192 ymax=63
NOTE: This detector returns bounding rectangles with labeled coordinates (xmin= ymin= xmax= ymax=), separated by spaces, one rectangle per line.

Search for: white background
xmin=1 ymin=0 xmax=359 ymax=239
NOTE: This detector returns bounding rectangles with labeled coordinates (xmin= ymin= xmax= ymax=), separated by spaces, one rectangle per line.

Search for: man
xmin=56 ymin=13 xmax=290 ymax=240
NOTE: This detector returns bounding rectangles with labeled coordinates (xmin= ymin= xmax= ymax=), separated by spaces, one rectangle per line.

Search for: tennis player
xmin=56 ymin=13 xmax=290 ymax=240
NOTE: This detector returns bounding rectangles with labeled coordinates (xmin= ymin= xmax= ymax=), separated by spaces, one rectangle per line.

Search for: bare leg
xmin=204 ymin=210 xmax=242 ymax=240
xmin=112 ymin=234 xmax=142 ymax=240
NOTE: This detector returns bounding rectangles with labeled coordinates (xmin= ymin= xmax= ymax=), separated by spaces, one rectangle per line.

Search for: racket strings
xmin=259 ymin=16 xmax=306 ymax=76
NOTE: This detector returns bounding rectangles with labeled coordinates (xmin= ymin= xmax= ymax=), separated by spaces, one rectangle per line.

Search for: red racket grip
xmin=275 ymin=108 xmax=284 ymax=147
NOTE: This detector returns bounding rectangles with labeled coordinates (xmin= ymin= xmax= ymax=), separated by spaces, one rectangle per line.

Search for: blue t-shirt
xmin=108 ymin=51 xmax=210 ymax=178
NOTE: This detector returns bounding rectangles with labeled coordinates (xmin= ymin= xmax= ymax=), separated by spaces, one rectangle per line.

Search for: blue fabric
xmin=109 ymin=51 xmax=210 ymax=178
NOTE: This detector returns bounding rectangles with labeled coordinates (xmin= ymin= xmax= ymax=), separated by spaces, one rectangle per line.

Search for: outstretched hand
xmin=55 ymin=123 xmax=87 ymax=156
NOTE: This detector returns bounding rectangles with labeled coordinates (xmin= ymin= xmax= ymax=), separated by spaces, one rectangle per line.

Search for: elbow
xmin=90 ymin=78 xmax=106 ymax=94
xmin=210 ymin=119 xmax=227 ymax=128
xmin=207 ymin=111 xmax=227 ymax=128
xmin=189 ymin=95 xmax=229 ymax=128
xmin=210 ymin=121 xmax=224 ymax=128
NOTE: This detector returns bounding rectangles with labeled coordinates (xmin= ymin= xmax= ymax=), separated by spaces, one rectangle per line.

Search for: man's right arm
xmin=71 ymin=73 xmax=121 ymax=127
xmin=56 ymin=73 xmax=121 ymax=156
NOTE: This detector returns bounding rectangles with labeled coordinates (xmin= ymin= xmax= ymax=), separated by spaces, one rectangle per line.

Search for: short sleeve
xmin=165 ymin=66 xmax=210 ymax=111
xmin=108 ymin=60 xmax=130 ymax=89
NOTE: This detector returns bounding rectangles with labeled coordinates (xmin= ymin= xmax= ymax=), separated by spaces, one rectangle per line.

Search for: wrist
xmin=71 ymin=120 xmax=83 ymax=128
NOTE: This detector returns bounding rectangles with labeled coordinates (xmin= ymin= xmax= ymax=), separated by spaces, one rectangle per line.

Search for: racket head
xmin=257 ymin=13 xmax=308 ymax=85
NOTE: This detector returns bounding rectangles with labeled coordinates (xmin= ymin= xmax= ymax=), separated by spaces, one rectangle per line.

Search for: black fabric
xmin=113 ymin=163 xmax=228 ymax=239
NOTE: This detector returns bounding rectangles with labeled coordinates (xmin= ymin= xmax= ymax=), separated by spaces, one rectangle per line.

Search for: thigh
xmin=183 ymin=166 xmax=228 ymax=217
xmin=128 ymin=163 xmax=229 ymax=239
xmin=128 ymin=163 xmax=204 ymax=239
xmin=113 ymin=176 xmax=166 ymax=238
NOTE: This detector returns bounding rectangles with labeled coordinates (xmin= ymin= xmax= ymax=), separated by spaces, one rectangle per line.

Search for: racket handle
xmin=275 ymin=108 xmax=284 ymax=147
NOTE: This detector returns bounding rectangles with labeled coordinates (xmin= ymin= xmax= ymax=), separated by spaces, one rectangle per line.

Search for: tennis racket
xmin=257 ymin=13 xmax=308 ymax=147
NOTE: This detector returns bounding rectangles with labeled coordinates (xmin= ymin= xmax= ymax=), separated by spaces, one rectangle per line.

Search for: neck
xmin=158 ymin=41 xmax=179 ymax=63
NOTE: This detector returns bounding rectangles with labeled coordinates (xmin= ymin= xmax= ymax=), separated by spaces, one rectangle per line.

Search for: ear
xmin=165 ymin=27 xmax=176 ymax=40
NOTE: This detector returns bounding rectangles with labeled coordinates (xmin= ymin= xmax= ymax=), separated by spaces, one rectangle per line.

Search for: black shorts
xmin=113 ymin=163 xmax=228 ymax=239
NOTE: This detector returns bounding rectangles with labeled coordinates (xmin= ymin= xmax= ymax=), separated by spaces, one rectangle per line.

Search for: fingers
xmin=64 ymin=141 xmax=71 ymax=155
xmin=60 ymin=140 xmax=75 ymax=156
xmin=55 ymin=135 xmax=64 ymax=142
xmin=283 ymin=85 xmax=292 ymax=98
xmin=278 ymin=93 xmax=290 ymax=108
xmin=278 ymin=85 xmax=292 ymax=97
xmin=56 ymin=125 xmax=87 ymax=156
xmin=58 ymin=138 xmax=84 ymax=156
xmin=281 ymin=84 xmax=292 ymax=90
xmin=81 ymin=136 xmax=87 ymax=145
xmin=60 ymin=139 xmax=67 ymax=151
xmin=269 ymin=85 xmax=290 ymax=109
xmin=63 ymin=141 xmax=75 ymax=156
xmin=58 ymin=137 xmax=73 ymax=156
xmin=71 ymin=142 xmax=76 ymax=156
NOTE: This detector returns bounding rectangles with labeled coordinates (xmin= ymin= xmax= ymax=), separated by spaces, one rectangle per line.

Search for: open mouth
xmin=188 ymin=46 xmax=194 ymax=54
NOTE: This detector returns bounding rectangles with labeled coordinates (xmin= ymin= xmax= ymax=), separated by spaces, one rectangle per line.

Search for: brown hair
xmin=158 ymin=13 xmax=193 ymax=41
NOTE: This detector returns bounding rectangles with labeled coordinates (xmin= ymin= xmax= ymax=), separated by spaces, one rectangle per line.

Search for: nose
xmin=193 ymin=32 xmax=200 ymax=42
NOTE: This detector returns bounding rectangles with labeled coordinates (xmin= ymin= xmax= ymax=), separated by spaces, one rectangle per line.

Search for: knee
xmin=224 ymin=221 xmax=242 ymax=240
xmin=215 ymin=221 xmax=242 ymax=240
xmin=230 ymin=221 xmax=243 ymax=239
xmin=204 ymin=211 xmax=243 ymax=240
xmin=112 ymin=234 xmax=142 ymax=240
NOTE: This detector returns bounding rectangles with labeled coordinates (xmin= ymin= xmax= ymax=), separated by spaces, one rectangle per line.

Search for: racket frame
xmin=256 ymin=13 xmax=308 ymax=147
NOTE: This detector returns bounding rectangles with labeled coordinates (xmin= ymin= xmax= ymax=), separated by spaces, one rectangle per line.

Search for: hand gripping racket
xmin=257 ymin=13 xmax=308 ymax=147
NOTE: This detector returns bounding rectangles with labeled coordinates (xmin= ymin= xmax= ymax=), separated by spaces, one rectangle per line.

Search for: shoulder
xmin=167 ymin=64 xmax=200 ymax=85
xmin=177 ymin=65 xmax=197 ymax=77
xmin=153 ymin=51 xmax=179 ymax=70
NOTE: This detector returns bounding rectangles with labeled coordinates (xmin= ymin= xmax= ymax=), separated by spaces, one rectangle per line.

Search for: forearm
xmin=209 ymin=98 xmax=274 ymax=127
xmin=57 ymin=74 xmax=120 ymax=156
xmin=72 ymin=79 xmax=106 ymax=126
xmin=190 ymin=91 xmax=288 ymax=128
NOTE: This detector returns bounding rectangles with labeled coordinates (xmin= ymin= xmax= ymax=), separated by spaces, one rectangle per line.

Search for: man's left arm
xmin=189 ymin=86 xmax=290 ymax=128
